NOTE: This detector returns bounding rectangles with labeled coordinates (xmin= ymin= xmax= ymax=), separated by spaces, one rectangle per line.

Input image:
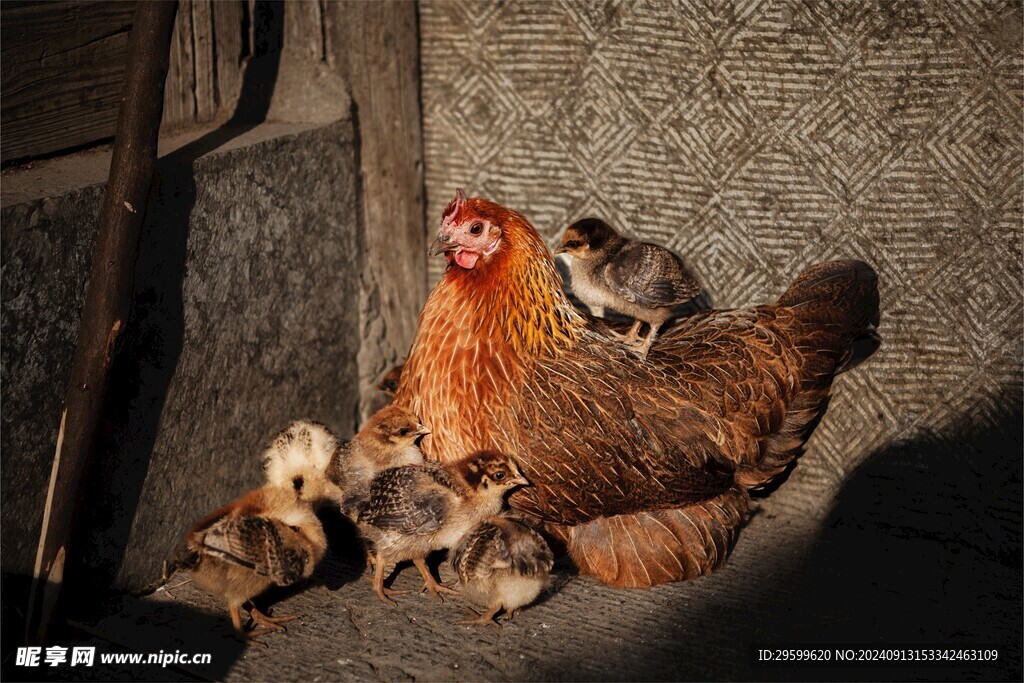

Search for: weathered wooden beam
xmin=25 ymin=0 xmax=179 ymax=644
xmin=324 ymin=0 xmax=428 ymax=423
xmin=0 ymin=1 xmax=135 ymax=163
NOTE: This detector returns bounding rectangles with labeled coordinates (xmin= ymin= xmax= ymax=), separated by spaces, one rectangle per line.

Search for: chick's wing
xmin=604 ymin=242 xmax=699 ymax=308
xmin=358 ymin=465 xmax=455 ymax=534
xmin=200 ymin=515 xmax=310 ymax=586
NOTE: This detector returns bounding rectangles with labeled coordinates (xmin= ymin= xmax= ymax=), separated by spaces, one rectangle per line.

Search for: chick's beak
xmin=554 ymin=245 xmax=568 ymax=254
xmin=509 ymin=472 xmax=529 ymax=487
xmin=414 ymin=424 xmax=431 ymax=437
xmin=430 ymin=231 xmax=457 ymax=256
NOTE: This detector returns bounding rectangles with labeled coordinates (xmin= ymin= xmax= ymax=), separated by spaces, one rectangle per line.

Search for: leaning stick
xmin=25 ymin=1 xmax=179 ymax=644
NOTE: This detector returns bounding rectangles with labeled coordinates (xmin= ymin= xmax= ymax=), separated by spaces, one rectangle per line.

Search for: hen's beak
xmin=430 ymin=232 xmax=457 ymax=256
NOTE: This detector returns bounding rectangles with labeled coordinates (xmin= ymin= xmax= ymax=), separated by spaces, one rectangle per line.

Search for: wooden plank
xmin=0 ymin=1 xmax=135 ymax=163
xmin=285 ymin=0 xmax=324 ymax=62
xmin=324 ymin=1 xmax=428 ymax=423
xmin=212 ymin=0 xmax=245 ymax=113
xmin=190 ymin=0 xmax=216 ymax=122
xmin=161 ymin=0 xmax=195 ymax=132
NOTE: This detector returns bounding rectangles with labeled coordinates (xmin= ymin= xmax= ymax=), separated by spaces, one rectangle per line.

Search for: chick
xmin=357 ymin=451 xmax=528 ymax=606
xmin=326 ymin=406 xmax=429 ymax=570
xmin=176 ymin=420 xmax=336 ymax=647
xmin=327 ymin=405 xmax=429 ymax=519
xmin=377 ymin=363 xmax=405 ymax=396
xmin=451 ymin=515 xmax=554 ymax=627
xmin=556 ymin=217 xmax=700 ymax=359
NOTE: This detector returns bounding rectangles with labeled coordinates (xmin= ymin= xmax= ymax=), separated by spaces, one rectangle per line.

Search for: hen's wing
xmin=510 ymin=308 xmax=802 ymax=526
xmin=604 ymin=243 xmax=699 ymax=308
xmin=358 ymin=464 xmax=456 ymax=534
xmin=198 ymin=515 xmax=310 ymax=586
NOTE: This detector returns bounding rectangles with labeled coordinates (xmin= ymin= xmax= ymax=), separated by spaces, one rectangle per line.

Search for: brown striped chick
xmin=176 ymin=421 xmax=336 ymax=647
xmin=357 ymin=451 xmax=528 ymax=606
xmin=326 ymin=406 xmax=429 ymax=569
xmin=556 ymin=217 xmax=700 ymax=359
xmin=327 ymin=406 xmax=429 ymax=520
xmin=451 ymin=515 xmax=554 ymax=627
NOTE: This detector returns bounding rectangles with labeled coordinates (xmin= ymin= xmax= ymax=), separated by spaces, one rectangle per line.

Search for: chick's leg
xmin=373 ymin=554 xmax=411 ymax=606
xmin=413 ymin=557 xmax=459 ymax=601
xmin=248 ymin=603 xmax=300 ymax=632
xmin=230 ymin=603 xmax=269 ymax=649
xmin=456 ymin=605 xmax=503 ymax=628
xmin=607 ymin=319 xmax=643 ymax=343
xmin=634 ymin=321 xmax=662 ymax=360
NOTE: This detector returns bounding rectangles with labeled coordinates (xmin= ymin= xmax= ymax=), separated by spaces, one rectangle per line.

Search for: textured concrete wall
xmin=1 ymin=120 xmax=362 ymax=592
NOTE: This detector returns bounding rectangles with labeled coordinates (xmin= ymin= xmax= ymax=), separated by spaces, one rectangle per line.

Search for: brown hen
xmin=395 ymin=190 xmax=880 ymax=588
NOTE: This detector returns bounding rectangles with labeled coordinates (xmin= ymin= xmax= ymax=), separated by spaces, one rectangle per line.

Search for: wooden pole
xmin=26 ymin=0 xmax=179 ymax=644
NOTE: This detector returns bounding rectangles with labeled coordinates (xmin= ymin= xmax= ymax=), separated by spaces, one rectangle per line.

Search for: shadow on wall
xmin=742 ymin=386 xmax=1023 ymax=681
xmin=71 ymin=0 xmax=285 ymax=607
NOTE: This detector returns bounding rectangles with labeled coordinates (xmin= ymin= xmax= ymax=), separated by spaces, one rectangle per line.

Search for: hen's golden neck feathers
xmin=429 ymin=202 xmax=583 ymax=356
xmin=395 ymin=200 xmax=585 ymax=460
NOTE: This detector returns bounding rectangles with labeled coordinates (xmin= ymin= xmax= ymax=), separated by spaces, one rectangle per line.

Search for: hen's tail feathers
xmin=778 ymin=259 xmax=880 ymax=342
xmin=738 ymin=261 xmax=881 ymax=491
xmin=555 ymin=487 xmax=750 ymax=588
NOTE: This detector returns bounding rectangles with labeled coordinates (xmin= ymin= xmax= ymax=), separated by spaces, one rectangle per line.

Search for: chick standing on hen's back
xmin=357 ymin=450 xmax=528 ymax=605
xmin=173 ymin=420 xmax=337 ymax=647
xmin=556 ymin=217 xmax=700 ymax=359
xmin=451 ymin=515 xmax=554 ymax=627
xmin=397 ymin=189 xmax=880 ymax=589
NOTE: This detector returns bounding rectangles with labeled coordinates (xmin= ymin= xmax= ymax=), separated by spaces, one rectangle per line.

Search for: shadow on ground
xmin=550 ymin=389 xmax=1022 ymax=682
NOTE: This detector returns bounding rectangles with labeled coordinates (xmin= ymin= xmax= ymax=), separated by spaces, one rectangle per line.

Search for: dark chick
xmin=177 ymin=421 xmax=336 ymax=647
xmin=451 ymin=515 xmax=554 ymax=627
xmin=556 ymin=217 xmax=700 ymax=359
xmin=357 ymin=451 xmax=528 ymax=606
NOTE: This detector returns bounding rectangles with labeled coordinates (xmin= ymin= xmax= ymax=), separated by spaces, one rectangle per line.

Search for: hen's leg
xmin=413 ymin=558 xmax=459 ymax=601
xmin=456 ymin=606 xmax=502 ymax=627
xmin=373 ymin=555 xmax=410 ymax=606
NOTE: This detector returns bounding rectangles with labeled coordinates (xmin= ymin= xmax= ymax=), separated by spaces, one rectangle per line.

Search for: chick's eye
xmin=493 ymin=471 xmax=506 ymax=481
xmin=398 ymin=427 xmax=410 ymax=436
xmin=470 ymin=222 xmax=484 ymax=235
xmin=566 ymin=240 xmax=580 ymax=248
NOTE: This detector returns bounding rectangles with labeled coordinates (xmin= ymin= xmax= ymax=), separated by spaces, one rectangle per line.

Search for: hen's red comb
xmin=442 ymin=188 xmax=468 ymax=223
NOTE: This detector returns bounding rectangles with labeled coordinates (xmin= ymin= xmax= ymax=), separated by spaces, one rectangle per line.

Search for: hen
xmin=396 ymin=190 xmax=880 ymax=588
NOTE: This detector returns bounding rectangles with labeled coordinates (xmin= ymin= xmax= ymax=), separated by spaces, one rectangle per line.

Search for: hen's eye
xmin=493 ymin=471 xmax=506 ymax=481
xmin=470 ymin=222 xmax=484 ymax=235
xmin=398 ymin=427 xmax=410 ymax=436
